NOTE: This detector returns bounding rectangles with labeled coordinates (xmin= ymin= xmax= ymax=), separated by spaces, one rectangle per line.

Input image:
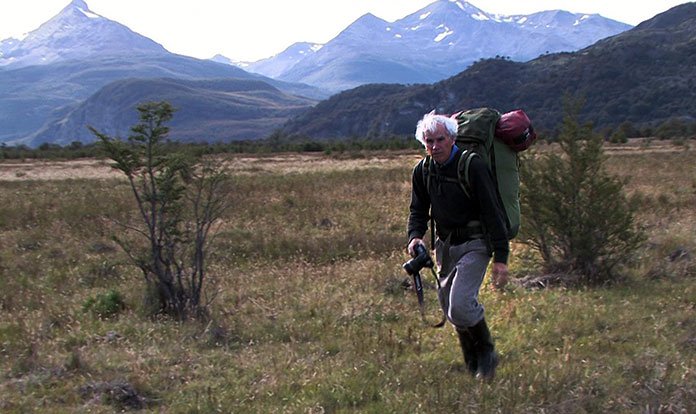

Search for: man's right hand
xmin=408 ymin=238 xmax=424 ymax=257
xmin=491 ymin=262 xmax=509 ymax=290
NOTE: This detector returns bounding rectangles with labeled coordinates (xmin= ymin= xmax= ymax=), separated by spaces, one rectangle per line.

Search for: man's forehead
xmin=425 ymin=124 xmax=452 ymax=138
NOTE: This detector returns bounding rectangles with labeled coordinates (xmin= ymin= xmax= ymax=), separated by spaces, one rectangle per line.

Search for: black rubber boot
xmin=456 ymin=327 xmax=478 ymax=375
xmin=469 ymin=318 xmax=499 ymax=381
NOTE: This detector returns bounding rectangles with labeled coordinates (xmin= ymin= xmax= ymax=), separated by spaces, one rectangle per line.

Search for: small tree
xmin=655 ymin=117 xmax=696 ymax=140
xmin=520 ymin=100 xmax=644 ymax=284
xmin=90 ymin=101 xmax=230 ymax=319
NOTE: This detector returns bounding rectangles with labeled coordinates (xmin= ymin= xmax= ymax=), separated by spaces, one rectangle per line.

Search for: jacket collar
xmin=437 ymin=144 xmax=459 ymax=167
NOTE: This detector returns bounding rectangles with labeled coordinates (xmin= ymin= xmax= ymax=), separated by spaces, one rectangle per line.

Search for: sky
xmin=0 ymin=0 xmax=689 ymax=61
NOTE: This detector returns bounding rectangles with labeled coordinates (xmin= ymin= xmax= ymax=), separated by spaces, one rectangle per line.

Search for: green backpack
xmin=423 ymin=107 xmax=522 ymax=239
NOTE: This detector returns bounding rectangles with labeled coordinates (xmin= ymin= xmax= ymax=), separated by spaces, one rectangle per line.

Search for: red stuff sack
xmin=495 ymin=109 xmax=537 ymax=152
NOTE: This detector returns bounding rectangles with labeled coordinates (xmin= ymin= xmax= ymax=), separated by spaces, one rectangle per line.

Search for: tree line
xmin=1 ymin=116 xmax=694 ymax=160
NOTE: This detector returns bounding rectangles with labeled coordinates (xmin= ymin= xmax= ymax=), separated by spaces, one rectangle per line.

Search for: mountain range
xmin=241 ymin=1 xmax=631 ymax=92
xmin=280 ymin=2 xmax=696 ymax=139
xmin=2 ymin=0 xmax=686 ymax=147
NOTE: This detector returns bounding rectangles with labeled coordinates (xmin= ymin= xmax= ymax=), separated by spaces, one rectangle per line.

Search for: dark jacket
xmin=408 ymin=146 xmax=510 ymax=264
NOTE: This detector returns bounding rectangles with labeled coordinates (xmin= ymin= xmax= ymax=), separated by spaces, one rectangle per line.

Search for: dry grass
xmin=0 ymin=151 xmax=420 ymax=181
xmin=0 ymin=159 xmax=119 ymax=181
xmin=0 ymin=144 xmax=694 ymax=413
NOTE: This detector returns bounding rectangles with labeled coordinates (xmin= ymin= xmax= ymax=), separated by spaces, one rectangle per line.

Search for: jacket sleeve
xmin=407 ymin=160 xmax=430 ymax=242
xmin=468 ymin=156 xmax=510 ymax=264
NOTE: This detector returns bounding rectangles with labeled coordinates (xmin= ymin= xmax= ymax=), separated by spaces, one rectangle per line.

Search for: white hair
xmin=414 ymin=110 xmax=458 ymax=147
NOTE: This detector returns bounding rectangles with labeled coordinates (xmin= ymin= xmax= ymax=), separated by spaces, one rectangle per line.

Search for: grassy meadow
xmin=0 ymin=141 xmax=694 ymax=413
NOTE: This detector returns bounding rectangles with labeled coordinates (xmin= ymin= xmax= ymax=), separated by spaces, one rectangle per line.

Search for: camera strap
xmin=429 ymin=267 xmax=447 ymax=328
xmin=422 ymin=217 xmax=445 ymax=328
xmin=414 ymin=267 xmax=446 ymax=328
xmin=430 ymin=216 xmax=435 ymax=251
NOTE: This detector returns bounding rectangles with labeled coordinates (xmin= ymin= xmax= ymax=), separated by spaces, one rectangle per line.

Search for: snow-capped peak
xmin=0 ymin=0 xmax=167 ymax=68
xmin=62 ymin=0 xmax=102 ymax=19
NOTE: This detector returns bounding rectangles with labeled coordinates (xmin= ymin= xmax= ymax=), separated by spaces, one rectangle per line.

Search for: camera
xmin=403 ymin=243 xmax=434 ymax=275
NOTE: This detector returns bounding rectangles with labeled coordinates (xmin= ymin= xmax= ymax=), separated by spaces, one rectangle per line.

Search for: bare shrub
xmin=90 ymin=101 xmax=231 ymax=320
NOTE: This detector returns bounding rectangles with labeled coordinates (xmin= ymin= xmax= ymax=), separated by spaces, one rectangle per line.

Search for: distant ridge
xmin=28 ymin=78 xmax=317 ymax=145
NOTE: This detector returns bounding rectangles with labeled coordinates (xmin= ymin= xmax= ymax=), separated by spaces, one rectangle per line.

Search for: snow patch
xmin=516 ymin=17 xmax=528 ymax=24
xmin=434 ymin=28 xmax=454 ymax=42
xmin=450 ymin=0 xmax=466 ymax=12
xmin=78 ymin=7 xmax=100 ymax=19
xmin=575 ymin=15 xmax=590 ymax=25
xmin=471 ymin=12 xmax=489 ymax=21
xmin=394 ymin=34 xmax=402 ymax=39
xmin=419 ymin=11 xmax=431 ymax=20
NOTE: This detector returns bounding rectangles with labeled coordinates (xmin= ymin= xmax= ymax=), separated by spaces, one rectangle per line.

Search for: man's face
xmin=424 ymin=124 xmax=455 ymax=164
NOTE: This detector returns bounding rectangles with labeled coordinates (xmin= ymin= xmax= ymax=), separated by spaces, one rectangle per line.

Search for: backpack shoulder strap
xmin=421 ymin=155 xmax=429 ymax=193
xmin=420 ymin=155 xmax=436 ymax=251
xmin=456 ymin=149 xmax=479 ymax=199
xmin=423 ymin=151 xmax=478 ymax=199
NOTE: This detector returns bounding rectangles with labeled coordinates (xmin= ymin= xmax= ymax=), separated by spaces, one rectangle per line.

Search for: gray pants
xmin=435 ymin=237 xmax=491 ymax=329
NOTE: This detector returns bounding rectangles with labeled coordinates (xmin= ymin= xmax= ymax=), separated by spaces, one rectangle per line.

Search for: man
xmin=407 ymin=111 xmax=509 ymax=380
